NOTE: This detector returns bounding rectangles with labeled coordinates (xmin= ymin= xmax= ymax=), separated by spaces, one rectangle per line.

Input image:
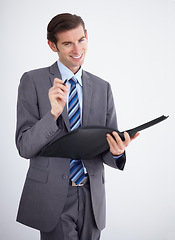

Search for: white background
xmin=0 ymin=0 xmax=175 ymax=239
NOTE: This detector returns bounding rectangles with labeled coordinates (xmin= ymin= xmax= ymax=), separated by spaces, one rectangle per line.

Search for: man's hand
xmin=49 ymin=78 xmax=69 ymax=121
xmin=106 ymin=131 xmax=140 ymax=156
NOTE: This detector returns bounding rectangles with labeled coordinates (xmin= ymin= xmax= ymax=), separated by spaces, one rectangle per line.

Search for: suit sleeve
xmin=15 ymin=72 xmax=59 ymax=159
xmin=101 ymin=82 xmax=126 ymax=170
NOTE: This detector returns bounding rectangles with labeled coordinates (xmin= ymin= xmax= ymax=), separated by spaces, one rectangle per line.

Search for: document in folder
xmin=41 ymin=115 xmax=168 ymax=159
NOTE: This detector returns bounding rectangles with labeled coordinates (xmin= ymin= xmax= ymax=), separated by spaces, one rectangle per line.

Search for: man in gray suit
xmin=16 ymin=13 xmax=138 ymax=240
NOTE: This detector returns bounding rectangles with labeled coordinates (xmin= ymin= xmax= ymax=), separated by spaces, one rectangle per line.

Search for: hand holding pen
xmin=49 ymin=78 xmax=69 ymax=121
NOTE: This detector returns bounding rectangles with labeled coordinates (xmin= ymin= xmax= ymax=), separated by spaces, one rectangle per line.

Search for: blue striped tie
xmin=68 ymin=77 xmax=85 ymax=185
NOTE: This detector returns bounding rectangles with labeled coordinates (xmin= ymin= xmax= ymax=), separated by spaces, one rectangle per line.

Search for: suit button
xmin=62 ymin=174 xmax=68 ymax=180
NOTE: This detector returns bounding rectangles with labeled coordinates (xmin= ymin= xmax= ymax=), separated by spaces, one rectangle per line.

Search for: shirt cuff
xmin=113 ymin=153 xmax=124 ymax=161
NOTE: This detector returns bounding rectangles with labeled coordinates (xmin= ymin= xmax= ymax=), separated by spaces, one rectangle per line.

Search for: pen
xmin=63 ymin=79 xmax=67 ymax=85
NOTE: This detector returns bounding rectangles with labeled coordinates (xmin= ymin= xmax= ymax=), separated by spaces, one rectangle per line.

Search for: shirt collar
xmin=57 ymin=60 xmax=83 ymax=86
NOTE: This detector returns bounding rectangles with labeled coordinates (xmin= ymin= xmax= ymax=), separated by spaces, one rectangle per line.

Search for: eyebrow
xmin=62 ymin=36 xmax=86 ymax=45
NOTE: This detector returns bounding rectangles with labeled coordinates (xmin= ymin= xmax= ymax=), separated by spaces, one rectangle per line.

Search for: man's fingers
xmin=123 ymin=132 xmax=131 ymax=146
xmin=130 ymin=132 xmax=140 ymax=141
xmin=106 ymin=133 xmax=117 ymax=148
xmin=106 ymin=132 xmax=124 ymax=155
xmin=107 ymin=132 xmax=123 ymax=148
xmin=49 ymin=78 xmax=69 ymax=120
xmin=53 ymin=78 xmax=68 ymax=87
xmin=112 ymin=131 xmax=122 ymax=142
xmin=51 ymin=78 xmax=69 ymax=94
xmin=106 ymin=130 xmax=139 ymax=156
xmin=53 ymin=78 xmax=63 ymax=85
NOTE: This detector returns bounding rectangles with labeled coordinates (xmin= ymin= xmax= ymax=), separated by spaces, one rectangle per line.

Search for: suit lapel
xmin=82 ymin=71 xmax=93 ymax=126
xmin=49 ymin=62 xmax=70 ymax=131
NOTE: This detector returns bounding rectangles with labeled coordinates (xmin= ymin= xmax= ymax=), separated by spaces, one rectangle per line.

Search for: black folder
xmin=41 ymin=115 xmax=168 ymax=159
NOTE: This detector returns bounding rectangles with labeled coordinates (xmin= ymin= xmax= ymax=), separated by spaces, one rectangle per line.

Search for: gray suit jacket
xmin=16 ymin=62 xmax=126 ymax=232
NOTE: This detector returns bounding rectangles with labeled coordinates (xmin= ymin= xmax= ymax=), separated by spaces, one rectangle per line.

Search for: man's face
xmin=54 ymin=25 xmax=88 ymax=74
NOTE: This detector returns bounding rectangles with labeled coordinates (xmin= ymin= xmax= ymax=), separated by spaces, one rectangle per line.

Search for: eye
xmin=79 ymin=37 xmax=85 ymax=43
xmin=64 ymin=42 xmax=71 ymax=46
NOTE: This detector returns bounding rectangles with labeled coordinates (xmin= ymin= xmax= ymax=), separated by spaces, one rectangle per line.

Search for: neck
xmin=71 ymin=66 xmax=81 ymax=74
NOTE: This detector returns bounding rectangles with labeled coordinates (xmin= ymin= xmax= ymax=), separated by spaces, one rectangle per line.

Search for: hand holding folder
xmin=41 ymin=115 xmax=169 ymax=159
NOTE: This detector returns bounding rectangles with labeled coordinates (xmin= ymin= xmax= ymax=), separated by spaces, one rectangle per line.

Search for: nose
xmin=72 ymin=44 xmax=81 ymax=55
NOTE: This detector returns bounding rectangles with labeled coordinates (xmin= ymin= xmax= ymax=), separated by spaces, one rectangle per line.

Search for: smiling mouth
xmin=71 ymin=53 xmax=83 ymax=59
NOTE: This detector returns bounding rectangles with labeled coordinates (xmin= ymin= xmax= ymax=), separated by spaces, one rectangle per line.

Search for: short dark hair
xmin=47 ymin=13 xmax=86 ymax=44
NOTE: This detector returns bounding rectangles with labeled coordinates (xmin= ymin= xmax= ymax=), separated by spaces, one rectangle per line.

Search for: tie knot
xmin=69 ymin=77 xmax=77 ymax=86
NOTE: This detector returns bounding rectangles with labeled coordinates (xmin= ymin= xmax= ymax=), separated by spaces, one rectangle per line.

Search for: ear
xmin=48 ymin=41 xmax=58 ymax=52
